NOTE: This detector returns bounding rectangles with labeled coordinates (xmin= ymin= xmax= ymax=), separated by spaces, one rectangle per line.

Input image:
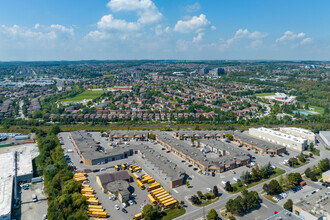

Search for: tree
xmin=197 ymin=191 xmax=204 ymax=199
xmin=263 ymin=183 xmax=269 ymax=194
xmin=251 ymin=168 xmax=260 ymax=182
xmin=225 ymin=181 xmax=233 ymax=192
xmin=267 ymin=180 xmax=282 ymax=195
xmin=207 ymin=209 xmax=219 ymax=220
xmin=51 ymin=124 xmax=61 ymax=135
xmin=225 ymin=134 xmax=234 ymax=141
xmin=305 ymin=167 xmax=317 ymax=181
xmin=190 ymin=195 xmax=200 ymax=204
xmin=287 ymin=173 xmax=302 ymax=187
xmin=309 ymin=142 xmax=315 ymax=152
xmin=213 ymin=185 xmax=219 ymax=197
xmin=297 ymin=153 xmax=306 ymax=163
xmin=283 ymin=199 xmax=293 ymax=212
xmin=142 ymin=204 xmax=157 ymax=220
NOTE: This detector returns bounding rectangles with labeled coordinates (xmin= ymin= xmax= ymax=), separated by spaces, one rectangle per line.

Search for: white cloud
xmin=97 ymin=14 xmax=140 ymax=32
xmin=89 ymin=0 xmax=162 ymax=39
xmin=174 ymin=14 xmax=211 ymax=33
xmin=276 ymin=31 xmax=305 ymax=42
xmin=234 ymin=29 xmax=267 ymax=40
xmin=193 ymin=32 xmax=204 ymax=42
xmin=300 ymin=37 xmax=312 ymax=45
xmin=185 ymin=2 xmax=200 ymax=13
xmin=154 ymin=25 xmax=170 ymax=36
xmin=0 ymin=24 xmax=74 ymax=40
xmin=215 ymin=29 xmax=267 ymax=51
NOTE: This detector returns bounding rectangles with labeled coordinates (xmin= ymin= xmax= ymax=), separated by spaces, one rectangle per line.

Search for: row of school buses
xmin=74 ymin=173 xmax=108 ymax=219
xmin=131 ymin=167 xmax=178 ymax=220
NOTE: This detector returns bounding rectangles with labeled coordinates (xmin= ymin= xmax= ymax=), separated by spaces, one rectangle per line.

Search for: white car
xmin=206 ymin=188 xmax=212 ymax=192
xmin=129 ymin=200 xmax=134 ymax=206
xmin=115 ymin=204 xmax=120 ymax=210
xmin=122 ymin=202 xmax=127 ymax=208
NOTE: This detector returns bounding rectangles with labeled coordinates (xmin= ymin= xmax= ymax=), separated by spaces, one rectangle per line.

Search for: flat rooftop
xmin=250 ymin=127 xmax=306 ymax=143
xmin=294 ymin=190 xmax=330 ymax=218
xmin=139 ymin=144 xmax=185 ymax=181
xmin=70 ymin=130 xmax=134 ymax=160
xmin=320 ymin=131 xmax=330 ymax=142
xmin=156 ymin=132 xmax=248 ymax=168
xmin=280 ymin=127 xmax=315 ymax=137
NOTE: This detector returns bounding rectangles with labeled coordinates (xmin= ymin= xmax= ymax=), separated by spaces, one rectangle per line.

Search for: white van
xmin=221 ymin=181 xmax=226 ymax=186
xmin=66 ymin=149 xmax=73 ymax=153
xmin=233 ymin=177 xmax=240 ymax=182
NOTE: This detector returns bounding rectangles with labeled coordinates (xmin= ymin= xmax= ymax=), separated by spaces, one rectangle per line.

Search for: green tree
xmin=207 ymin=209 xmax=219 ymax=220
xmin=287 ymin=173 xmax=302 ymax=187
xmin=142 ymin=204 xmax=157 ymax=220
xmin=267 ymin=180 xmax=282 ymax=195
xmin=283 ymin=199 xmax=293 ymax=212
xmin=297 ymin=153 xmax=306 ymax=163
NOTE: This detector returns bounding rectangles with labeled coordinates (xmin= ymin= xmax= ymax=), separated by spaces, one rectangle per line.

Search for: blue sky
xmin=0 ymin=0 xmax=329 ymax=61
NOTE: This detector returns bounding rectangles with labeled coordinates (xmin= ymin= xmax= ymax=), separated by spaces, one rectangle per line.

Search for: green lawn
xmin=103 ymin=74 xmax=115 ymax=77
xmin=262 ymin=194 xmax=278 ymax=203
xmin=255 ymin=92 xmax=275 ymax=97
xmin=229 ymin=168 xmax=286 ymax=194
xmin=285 ymin=161 xmax=309 ymax=169
xmin=61 ymin=90 xmax=106 ymax=102
xmin=309 ymin=106 xmax=324 ymax=114
xmin=161 ymin=206 xmax=186 ymax=220
xmin=306 ymin=148 xmax=320 ymax=156
xmin=193 ymin=197 xmax=219 ymax=207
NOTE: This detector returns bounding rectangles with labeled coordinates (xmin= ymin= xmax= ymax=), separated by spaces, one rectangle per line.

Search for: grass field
xmin=229 ymin=168 xmax=286 ymax=194
xmin=262 ymin=193 xmax=278 ymax=203
xmin=309 ymin=106 xmax=324 ymax=114
xmin=284 ymin=160 xmax=309 ymax=168
xmin=62 ymin=90 xmax=106 ymax=102
xmin=161 ymin=206 xmax=186 ymax=220
xmin=103 ymin=74 xmax=115 ymax=77
xmin=193 ymin=197 xmax=219 ymax=207
xmin=255 ymin=92 xmax=275 ymax=97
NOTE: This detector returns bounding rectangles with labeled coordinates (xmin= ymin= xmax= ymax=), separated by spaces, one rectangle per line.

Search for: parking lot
xmin=13 ymin=182 xmax=48 ymax=220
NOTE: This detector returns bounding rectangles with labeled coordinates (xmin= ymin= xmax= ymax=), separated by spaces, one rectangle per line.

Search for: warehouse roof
xmin=97 ymin=170 xmax=130 ymax=186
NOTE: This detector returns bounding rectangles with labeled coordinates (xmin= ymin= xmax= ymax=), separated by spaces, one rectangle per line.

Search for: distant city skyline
xmin=0 ymin=0 xmax=329 ymax=61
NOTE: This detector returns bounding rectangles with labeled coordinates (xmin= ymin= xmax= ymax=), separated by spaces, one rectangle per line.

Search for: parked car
xmin=122 ymin=202 xmax=127 ymax=208
xmin=129 ymin=200 xmax=134 ymax=206
xmin=32 ymin=194 xmax=38 ymax=202
xmin=115 ymin=204 xmax=120 ymax=210
xmin=166 ymin=150 xmax=171 ymax=153
xmin=122 ymin=208 xmax=128 ymax=213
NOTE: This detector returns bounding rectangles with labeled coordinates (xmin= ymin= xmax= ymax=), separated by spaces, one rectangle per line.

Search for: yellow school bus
xmin=150 ymin=187 xmax=164 ymax=196
xmin=158 ymin=195 xmax=172 ymax=203
xmin=154 ymin=191 xmax=168 ymax=199
xmin=88 ymin=205 xmax=103 ymax=209
xmin=115 ymin=165 xmax=120 ymax=171
xmin=163 ymin=200 xmax=177 ymax=209
xmin=132 ymin=173 xmax=140 ymax=180
xmin=161 ymin=198 xmax=176 ymax=206
xmin=133 ymin=213 xmax=142 ymax=220
xmin=121 ymin=164 xmax=127 ymax=170
xmin=156 ymin=194 xmax=171 ymax=201
xmin=147 ymin=183 xmax=160 ymax=191
xmin=147 ymin=178 xmax=155 ymax=184
xmin=147 ymin=194 xmax=157 ymax=206
xmin=136 ymin=179 xmax=145 ymax=190
xmin=89 ymin=211 xmax=107 ymax=218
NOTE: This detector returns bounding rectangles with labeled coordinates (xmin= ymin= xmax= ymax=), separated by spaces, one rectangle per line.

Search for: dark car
xmin=122 ymin=208 xmax=128 ymax=213
xmin=166 ymin=150 xmax=171 ymax=153
xmin=212 ymin=172 xmax=215 ymax=177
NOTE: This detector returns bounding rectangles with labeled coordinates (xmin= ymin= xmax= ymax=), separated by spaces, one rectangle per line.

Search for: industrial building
xmin=249 ymin=127 xmax=308 ymax=152
xmin=96 ymin=170 xmax=131 ymax=192
xmin=69 ymin=130 xmax=135 ymax=165
xmin=156 ymin=132 xmax=249 ymax=174
xmin=104 ymin=130 xmax=149 ymax=141
xmin=0 ymin=150 xmax=33 ymax=220
xmin=292 ymin=190 xmax=330 ymax=220
xmin=279 ymin=127 xmax=315 ymax=142
xmin=172 ymin=130 xmax=286 ymax=155
xmin=319 ymin=131 xmax=330 ymax=147
xmin=322 ymin=170 xmax=330 ymax=183
xmin=106 ymin=180 xmax=130 ymax=203
xmin=138 ymin=145 xmax=186 ymax=188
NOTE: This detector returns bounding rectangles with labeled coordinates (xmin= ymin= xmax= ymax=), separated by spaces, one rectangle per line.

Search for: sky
xmin=0 ymin=0 xmax=329 ymax=61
